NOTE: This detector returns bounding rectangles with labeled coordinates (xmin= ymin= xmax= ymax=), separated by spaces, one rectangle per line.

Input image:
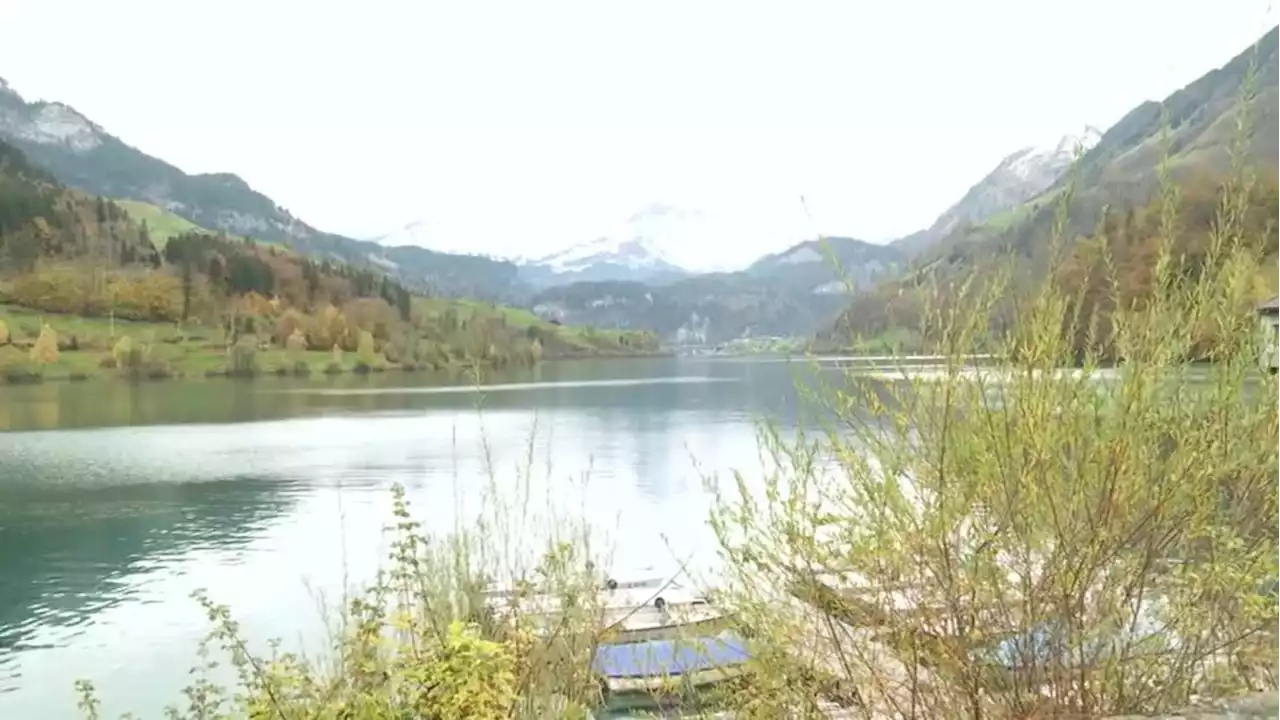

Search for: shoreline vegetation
xmin=0 ymin=263 xmax=664 ymax=386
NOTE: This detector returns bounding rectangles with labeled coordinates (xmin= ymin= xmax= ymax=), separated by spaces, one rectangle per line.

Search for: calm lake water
xmin=0 ymin=356 xmax=827 ymax=719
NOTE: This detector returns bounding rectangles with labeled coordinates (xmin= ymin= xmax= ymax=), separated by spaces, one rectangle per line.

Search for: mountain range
xmin=2 ymin=27 xmax=1275 ymax=347
xmin=530 ymin=236 xmax=905 ymax=343
xmin=516 ymin=118 xmax=1157 ymax=342
xmin=0 ymin=65 xmax=1184 ymax=345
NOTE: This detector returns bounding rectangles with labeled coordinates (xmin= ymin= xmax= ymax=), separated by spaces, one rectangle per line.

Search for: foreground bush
xmin=75 ymin=479 xmax=614 ymax=720
xmin=710 ymin=140 xmax=1278 ymax=716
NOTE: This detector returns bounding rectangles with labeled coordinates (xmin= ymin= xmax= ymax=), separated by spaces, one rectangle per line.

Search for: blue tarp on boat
xmin=592 ymin=635 xmax=751 ymax=679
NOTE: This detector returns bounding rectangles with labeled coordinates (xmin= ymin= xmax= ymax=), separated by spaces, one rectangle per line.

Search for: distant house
xmin=1259 ymin=296 xmax=1279 ymax=373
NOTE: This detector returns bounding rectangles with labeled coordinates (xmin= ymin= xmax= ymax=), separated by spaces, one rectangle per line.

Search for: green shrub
xmin=111 ymin=336 xmax=134 ymax=367
xmin=356 ymin=329 xmax=377 ymax=366
xmin=291 ymin=360 xmax=311 ymax=376
xmin=2 ymin=360 xmax=42 ymax=384
xmin=144 ymin=363 xmax=173 ymax=381
xmin=75 ymin=483 xmax=608 ymax=719
xmin=226 ymin=340 xmax=258 ymax=378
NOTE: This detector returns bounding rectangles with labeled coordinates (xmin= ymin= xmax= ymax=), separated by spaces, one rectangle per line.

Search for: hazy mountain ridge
xmin=933 ymin=25 xmax=1279 ymax=268
xmin=533 ymin=236 xmax=903 ymax=343
xmin=822 ymin=26 xmax=1280 ymax=348
xmin=894 ymin=127 xmax=1103 ymax=257
xmin=0 ymin=80 xmax=308 ymax=243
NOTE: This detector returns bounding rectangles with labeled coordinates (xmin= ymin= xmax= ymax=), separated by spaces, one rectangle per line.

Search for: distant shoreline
xmin=0 ymin=347 xmax=679 ymax=387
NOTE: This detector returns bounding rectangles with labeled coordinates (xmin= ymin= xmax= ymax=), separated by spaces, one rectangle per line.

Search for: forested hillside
xmin=0 ymin=139 xmax=657 ymax=382
xmin=0 ymin=139 xmax=160 ymax=271
xmin=0 ymin=80 xmax=530 ymax=304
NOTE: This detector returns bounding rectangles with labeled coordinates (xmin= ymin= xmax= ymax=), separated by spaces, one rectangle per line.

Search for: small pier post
xmin=1257 ymin=296 xmax=1278 ymax=373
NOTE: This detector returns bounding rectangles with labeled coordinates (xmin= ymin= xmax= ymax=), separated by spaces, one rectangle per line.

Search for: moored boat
xmin=482 ymin=573 xmax=666 ymax=600
xmin=598 ymin=592 xmax=727 ymax=644
xmin=592 ymin=631 xmax=752 ymax=711
xmin=488 ymin=576 xmax=728 ymax=644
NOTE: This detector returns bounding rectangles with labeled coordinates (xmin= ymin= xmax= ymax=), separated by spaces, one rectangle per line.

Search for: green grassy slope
xmin=114 ymin=199 xmax=211 ymax=250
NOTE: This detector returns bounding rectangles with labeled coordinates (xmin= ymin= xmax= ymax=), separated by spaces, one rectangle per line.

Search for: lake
xmin=0 ymin=355 xmax=830 ymax=719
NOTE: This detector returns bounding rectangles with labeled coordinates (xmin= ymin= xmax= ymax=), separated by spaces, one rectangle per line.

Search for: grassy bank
xmin=0 ymin=301 xmax=661 ymax=384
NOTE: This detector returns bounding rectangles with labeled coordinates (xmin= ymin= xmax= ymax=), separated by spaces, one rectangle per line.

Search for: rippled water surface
xmin=0 ymin=356 xmax=834 ymax=719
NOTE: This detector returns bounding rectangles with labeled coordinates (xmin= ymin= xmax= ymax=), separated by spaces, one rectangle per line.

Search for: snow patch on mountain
xmin=1006 ymin=126 xmax=1103 ymax=181
xmin=894 ymin=126 xmax=1105 ymax=256
xmin=531 ymin=204 xmax=691 ymax=271
xmin=529 ymin=202 xmax=768 ymax=275
xmin=370 ymin=218 xmax=500 ymax=258
xmin=534 ymin=234 xmax=676 ymax=273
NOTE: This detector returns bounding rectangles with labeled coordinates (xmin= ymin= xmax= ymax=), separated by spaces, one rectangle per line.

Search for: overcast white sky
xmin=1 ymin=1 xmax=1275 ymax=269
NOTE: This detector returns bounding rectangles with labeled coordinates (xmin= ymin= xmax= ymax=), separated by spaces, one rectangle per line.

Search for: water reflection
xmin=0 ymin=358 xmax=817 ymax=718
xmin=0 ymin=477 xmax=295 ymax=658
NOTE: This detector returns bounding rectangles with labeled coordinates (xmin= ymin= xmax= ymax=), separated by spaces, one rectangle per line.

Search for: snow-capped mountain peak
xmin=533 ymin=233 xmax=675 ymax=273
xmin=894 ymin=125 xmax=1106 ymax=255
xmin=368 ymin=219 xmax=501 ymax=258
xmin=514 ymin=203 xmax=723 ymax=288
xmin=1052 ymin=125 xmax=1104 ymax=156
xmin=1006 ymin=126 xmax=1103 ymax=181
xmin=528 ymin=203 xmax=713 ymax=273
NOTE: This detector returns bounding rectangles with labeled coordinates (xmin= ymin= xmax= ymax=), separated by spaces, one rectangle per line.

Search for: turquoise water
xmin=0 ymin=356 xmax=823 ymax=718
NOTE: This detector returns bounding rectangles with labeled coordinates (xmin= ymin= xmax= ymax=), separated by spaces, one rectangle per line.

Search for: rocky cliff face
xmin=0 ymin=78 xmax=313 ymax=244
xmin=0 ymin=85 xmax=103 ymax=152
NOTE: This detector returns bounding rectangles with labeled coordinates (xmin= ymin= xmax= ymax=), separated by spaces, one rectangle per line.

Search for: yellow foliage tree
xmin=107 ymin=272 xmax=185 ymax=321
xmin=331 ymin=343 xmax=343 ymax=367
xmin=0 ymin=320 xmax=8 ymax=346
xmin=236 ymin=291 xmax=276 ymax=319
xmin=285 ymin=329 xmax=307 ymax=361
xmin=112 ymin=335 xmax=133 ymax=366
xmin=275 ymin=309 xmax=308 ymax=345
xmin=310 ymin=304 xmax=348 ymax=350
xmin=356 ymin=329 xmax=377 ymax=365
xmin=29 ymin=324 xmax=59 ymax=366
xmin=11 ymin=266 xmax=104 ymax=316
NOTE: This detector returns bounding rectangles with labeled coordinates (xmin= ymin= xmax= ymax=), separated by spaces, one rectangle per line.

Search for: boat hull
xmin=593 ymin=633 xmax=751 ymax=712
